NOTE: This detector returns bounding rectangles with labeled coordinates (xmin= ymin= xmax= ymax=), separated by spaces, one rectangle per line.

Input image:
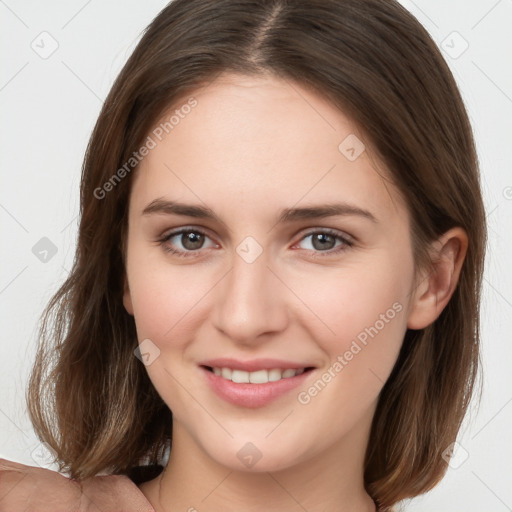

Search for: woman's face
xmin=123 ymin=72 xmax=418 ymax=472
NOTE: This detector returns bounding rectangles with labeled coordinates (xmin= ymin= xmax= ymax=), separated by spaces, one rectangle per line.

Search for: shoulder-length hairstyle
xmin=27 ymin=0 xmax=486 ymax=508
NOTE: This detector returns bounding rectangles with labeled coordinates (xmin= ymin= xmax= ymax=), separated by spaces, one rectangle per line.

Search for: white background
xmin=0 ymin=1 xmax=511 ymax=510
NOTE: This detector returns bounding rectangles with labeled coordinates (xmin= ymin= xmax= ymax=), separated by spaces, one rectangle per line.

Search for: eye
xmin=157 ymin=227 xmax=353 ymax=258
xmin=158 ymin=228 xmax=217 ymax=257
xmin=293 ymin=229 xmax=353 ymax=257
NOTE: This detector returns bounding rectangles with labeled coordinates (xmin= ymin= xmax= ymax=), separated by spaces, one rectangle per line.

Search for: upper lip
xmin=199 ymin=358 xmax=315 ymax=372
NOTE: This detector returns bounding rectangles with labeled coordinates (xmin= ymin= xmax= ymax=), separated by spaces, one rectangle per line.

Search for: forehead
xmin=129 ymin=72 xmax=405 ymax=224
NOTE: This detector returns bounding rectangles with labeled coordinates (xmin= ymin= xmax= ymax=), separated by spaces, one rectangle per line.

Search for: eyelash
xmin=157 ymin=227 xmax=354 ymax=259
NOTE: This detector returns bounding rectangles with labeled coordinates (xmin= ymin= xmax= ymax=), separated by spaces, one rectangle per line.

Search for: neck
xmin=145 ymin=406 xmax=378 ymax=512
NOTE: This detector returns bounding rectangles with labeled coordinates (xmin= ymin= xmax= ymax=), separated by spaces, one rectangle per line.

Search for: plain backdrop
xmin=0 ymin=1 xmax=511 ymax=511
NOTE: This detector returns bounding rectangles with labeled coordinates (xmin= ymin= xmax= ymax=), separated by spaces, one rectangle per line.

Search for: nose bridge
xmin=212 ymin=238 xmax=287 ymax=342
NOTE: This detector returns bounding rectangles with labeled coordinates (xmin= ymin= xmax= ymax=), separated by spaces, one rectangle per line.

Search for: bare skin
xmin=122 ymin=72 xmax=467 ymax=512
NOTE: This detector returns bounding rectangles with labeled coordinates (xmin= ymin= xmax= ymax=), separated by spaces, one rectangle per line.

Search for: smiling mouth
xmin=202 ymin=365 xmax=315 ymax=384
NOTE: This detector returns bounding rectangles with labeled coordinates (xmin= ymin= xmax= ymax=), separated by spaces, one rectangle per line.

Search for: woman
xmin=0 ymin=0 xmax=486 ymax=510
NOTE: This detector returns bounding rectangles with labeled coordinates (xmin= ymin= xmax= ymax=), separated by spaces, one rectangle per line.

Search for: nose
xmin=211 ymin=248 xmax=289 ymax=345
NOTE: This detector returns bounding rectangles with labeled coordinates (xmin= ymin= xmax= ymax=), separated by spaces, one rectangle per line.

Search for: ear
xmin=407 ymin=227 xmax=468 ymax=330
xmin=123 ymin=274 xmax=134 ymax=316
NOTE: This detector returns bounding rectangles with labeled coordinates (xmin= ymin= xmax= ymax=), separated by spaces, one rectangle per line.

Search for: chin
xmin=200 ymin=436 xmax=306 ymax=473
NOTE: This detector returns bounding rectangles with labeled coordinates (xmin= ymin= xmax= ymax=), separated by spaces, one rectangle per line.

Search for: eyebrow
xmin=142 ymin=198 xmax=378 ymax=224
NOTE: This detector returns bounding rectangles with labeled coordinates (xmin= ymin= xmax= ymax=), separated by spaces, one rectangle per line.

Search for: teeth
xmin=211 ymin=367 xmax=307 ymax=384
xmin=232 ymin=370 xmax=250 ymax=383
xmin=268 ymin=369 xmax=282 ymax=382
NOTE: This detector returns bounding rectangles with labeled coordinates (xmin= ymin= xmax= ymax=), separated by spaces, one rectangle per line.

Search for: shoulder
xmin=0 ymin=457 xmax=154 ymax=511
xmin=0 ymin=457 xmax=81 ymax=511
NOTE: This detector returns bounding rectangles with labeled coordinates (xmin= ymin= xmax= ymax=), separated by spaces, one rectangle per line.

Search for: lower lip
xmin=200 ymin=366 xmax=313 ymax=408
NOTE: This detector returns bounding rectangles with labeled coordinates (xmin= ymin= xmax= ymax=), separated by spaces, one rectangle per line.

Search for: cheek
xmin=126 ymin=246 xmax=219 ymax=346
xmin=290 ymin=267 xmax=409 ymax=437
xmin=126 ymin=254 xmax=215 ymax=407
xmin=291 ymin=257 xmax=410 ymax=345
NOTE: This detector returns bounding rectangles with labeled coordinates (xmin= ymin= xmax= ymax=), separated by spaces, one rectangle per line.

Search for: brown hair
xmin=26 ymin=0 xmax=486 ymax=508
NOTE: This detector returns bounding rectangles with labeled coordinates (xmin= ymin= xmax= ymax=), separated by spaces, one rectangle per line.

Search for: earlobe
xmin=407 ymin=227 xmax=468 ymax=330
xmin=123 ymin=276 xmax=134 ymax=316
